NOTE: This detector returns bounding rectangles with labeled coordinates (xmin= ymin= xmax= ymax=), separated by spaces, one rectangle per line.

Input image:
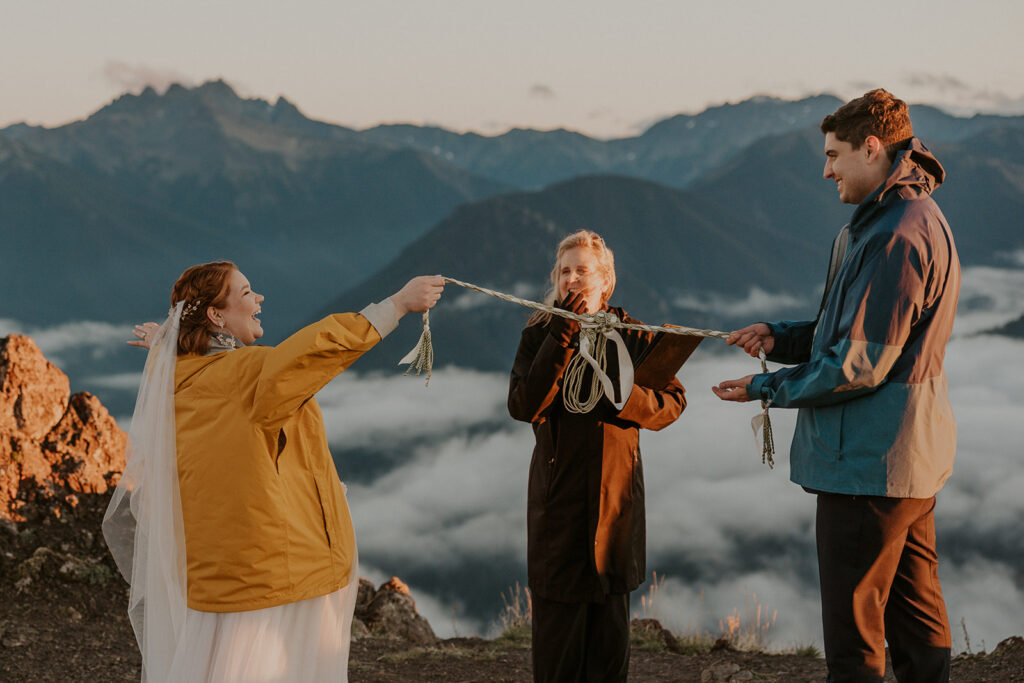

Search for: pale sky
xmin=2 ymin=0 xmax=1022 ymax=138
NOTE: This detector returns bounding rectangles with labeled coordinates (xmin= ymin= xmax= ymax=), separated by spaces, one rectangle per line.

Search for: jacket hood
xmin=877 ymin=137 xmax=945 ymax=201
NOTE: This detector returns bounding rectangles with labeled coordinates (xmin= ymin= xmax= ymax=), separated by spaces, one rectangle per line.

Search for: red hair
xmin=171 ymin=261 xmax=237 ymax=355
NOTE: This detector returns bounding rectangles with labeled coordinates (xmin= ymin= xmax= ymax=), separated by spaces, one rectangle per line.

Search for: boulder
xmin=356 ymin=576 xmax=376 ymax=614
xmin=0 ymin=335 xmax=127 ymax=520
xmin=358 ymin=576 xmax=438 ymax=645
xmin=15 ymin=546 xmax=114 ymax=591
xmin=631 ymin=617 xmax=684 ymax=654
xmin=41 ymin=392 xmax=127 ymax=494
xmin=0 ymin=335 xmax=69 ymax=440
xmin=993 ymin=636 xmax=1024 ymax=657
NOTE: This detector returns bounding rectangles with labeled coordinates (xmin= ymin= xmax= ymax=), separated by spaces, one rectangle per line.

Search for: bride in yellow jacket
xmin=104 ymin=260 xmax=444 ymax=682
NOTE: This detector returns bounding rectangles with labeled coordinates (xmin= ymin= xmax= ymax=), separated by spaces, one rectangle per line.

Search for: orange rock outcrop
xmin=0 ymin=335 xmax=126 ymax=520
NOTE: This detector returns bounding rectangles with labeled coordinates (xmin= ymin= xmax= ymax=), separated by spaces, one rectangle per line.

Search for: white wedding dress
xmin=172 ymin=560 xmax=358 ymax=682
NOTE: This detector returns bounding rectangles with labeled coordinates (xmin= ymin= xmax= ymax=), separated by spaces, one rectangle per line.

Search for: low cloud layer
xmin=0 ymin=318 xmax=132 ymax=367
xmin=318 ymin=368 xmax=510 ymax=452
xmin=674 ymin=287 xmax=808 ymax=319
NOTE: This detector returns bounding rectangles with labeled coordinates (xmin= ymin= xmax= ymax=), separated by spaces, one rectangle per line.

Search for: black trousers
xmin=531 ymin=592 xmax=630 ymax=683
xmin=816 ymin=493 xmax=952 ymax=683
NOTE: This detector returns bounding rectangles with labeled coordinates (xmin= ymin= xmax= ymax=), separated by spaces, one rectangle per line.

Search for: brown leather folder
xmin=633 ymin=326 xmax=702 ymax=389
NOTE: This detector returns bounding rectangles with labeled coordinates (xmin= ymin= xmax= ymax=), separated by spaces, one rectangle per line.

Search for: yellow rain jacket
xmin=174 ymin=303 xmax=397 ymax=612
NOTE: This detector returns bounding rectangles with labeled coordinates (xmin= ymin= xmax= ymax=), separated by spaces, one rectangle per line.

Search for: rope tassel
xmin=750 ymin=348 xmax=775 ymax=468
xmin=398 ymin=311 xmax=434 ymax=386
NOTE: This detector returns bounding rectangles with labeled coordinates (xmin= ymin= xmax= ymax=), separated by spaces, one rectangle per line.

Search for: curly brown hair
xmin=820 ymin=89 xmax=914 ymax=162
xmin=171 ymin=261 xmax=237 ymax=355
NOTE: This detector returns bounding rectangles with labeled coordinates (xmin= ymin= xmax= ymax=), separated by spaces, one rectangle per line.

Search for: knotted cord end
xmin=757 ymin=348 xmax=775 ymax=468
xmin=399 ymin=311 xmax=434 ymax=386
xmin=759 ymin=401 xmax=775 ymax=469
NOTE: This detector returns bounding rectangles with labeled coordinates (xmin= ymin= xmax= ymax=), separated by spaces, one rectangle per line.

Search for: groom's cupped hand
xmin=712 ymin=375 xmax=755 ymax=402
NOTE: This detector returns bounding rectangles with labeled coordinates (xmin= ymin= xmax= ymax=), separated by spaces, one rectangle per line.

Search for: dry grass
xmin=493 ymin=573 xmax=813 ymax=657
xmin=634 ymin=571 xmax=781 ymax=654
xmin=494 ymin=582 xmax=533 ymax=648
xmin=716 ymin=589 xmax=778 ymax=652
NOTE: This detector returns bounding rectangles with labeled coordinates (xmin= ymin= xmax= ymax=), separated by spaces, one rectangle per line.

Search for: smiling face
xmin=556 ymin=246 xmax=611 ymax=314
xmin=207 ymin=269 xmax=264 ymax=345
xmin=823 ymin=132 xmax=891 ymax=205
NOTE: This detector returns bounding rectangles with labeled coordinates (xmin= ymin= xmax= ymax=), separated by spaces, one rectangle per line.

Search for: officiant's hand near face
xmin=548 ymin=290 xmax=587 ymax=346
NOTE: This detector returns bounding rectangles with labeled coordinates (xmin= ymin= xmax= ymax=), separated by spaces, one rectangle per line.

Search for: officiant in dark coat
xmin=508 ymin=230 xmax=687 ymax=683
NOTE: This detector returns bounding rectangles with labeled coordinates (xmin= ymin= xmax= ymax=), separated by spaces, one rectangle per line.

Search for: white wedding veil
xmin=103 ymin=302 xmax=188 ymax=681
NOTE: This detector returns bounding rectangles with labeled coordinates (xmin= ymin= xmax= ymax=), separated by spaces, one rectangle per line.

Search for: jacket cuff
xmin=764 ymin=321 xmax=789 ymax=363
xmin=614 ymin=383 xmax=643 ymax=421
xmin=747 ymin=373 xmax=773 ymax=402
xmin=360 ymin=299 xmax=400 ymax=339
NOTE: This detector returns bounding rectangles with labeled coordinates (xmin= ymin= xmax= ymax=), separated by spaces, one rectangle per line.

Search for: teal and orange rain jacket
xmin=748 ymin=138 xmax=961 ymax=498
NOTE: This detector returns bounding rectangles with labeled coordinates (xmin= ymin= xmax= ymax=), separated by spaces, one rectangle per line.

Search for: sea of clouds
xmin=3 ymin=265 xmax=1022 ymax=651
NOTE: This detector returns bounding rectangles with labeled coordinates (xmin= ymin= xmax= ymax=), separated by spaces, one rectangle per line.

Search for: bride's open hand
xmin=128 ymin=322 xmax=160 ymax=349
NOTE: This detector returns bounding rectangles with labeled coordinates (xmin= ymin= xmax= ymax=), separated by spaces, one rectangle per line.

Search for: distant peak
xmin=196 ymin=78 xmax=239 ymax=97
xmin=274 ymin=95 xmax=299 ymax=112
xmin=0 ymin=122 xmax=39 ymax=141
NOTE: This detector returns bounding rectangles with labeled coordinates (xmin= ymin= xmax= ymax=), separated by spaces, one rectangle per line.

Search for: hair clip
xmin=181 ymin=300 xmax=203 ymax=319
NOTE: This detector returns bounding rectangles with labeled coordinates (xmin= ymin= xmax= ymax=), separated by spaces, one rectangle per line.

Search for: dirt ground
xmin=2 ymin=494 xmax=1021 ymax=682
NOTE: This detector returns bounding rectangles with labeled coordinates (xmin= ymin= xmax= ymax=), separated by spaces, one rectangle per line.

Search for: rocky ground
xmin=2 ymin=334 xmax=1022 ymax=682
xmin=2 ymin=493 xmax=1022 ymax=682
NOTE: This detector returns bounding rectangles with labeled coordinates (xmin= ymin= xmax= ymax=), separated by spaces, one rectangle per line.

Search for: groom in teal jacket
xmin=714 ymin=89 xmax=959 ymax=682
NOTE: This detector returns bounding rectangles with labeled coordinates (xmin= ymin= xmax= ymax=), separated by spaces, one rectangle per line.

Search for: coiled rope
xmin=399 ymin=276 xmax=775 ymax=467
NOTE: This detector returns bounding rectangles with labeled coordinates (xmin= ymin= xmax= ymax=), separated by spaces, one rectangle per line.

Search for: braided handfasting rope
xmin=400 ymin=276 xmax=775 ymax=467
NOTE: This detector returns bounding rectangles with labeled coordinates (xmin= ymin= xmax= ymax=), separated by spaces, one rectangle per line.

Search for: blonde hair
xmin=527 ymin=230 xmax=616 ymax=326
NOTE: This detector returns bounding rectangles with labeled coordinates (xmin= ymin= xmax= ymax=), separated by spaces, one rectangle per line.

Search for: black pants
xmin=816 ymin=493 xmax=951 ymax=683
xmin=531 ymin=592 xmax=630 ymax=683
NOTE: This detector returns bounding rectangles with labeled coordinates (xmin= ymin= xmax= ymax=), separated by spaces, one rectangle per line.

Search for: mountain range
xmin=324 ymin=125 xmax=1024 ymax=370
xmin=2 ymin=80 xmax=1023 ymax=358
xmin=1 ymin=81 xmax=505 ymax=328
